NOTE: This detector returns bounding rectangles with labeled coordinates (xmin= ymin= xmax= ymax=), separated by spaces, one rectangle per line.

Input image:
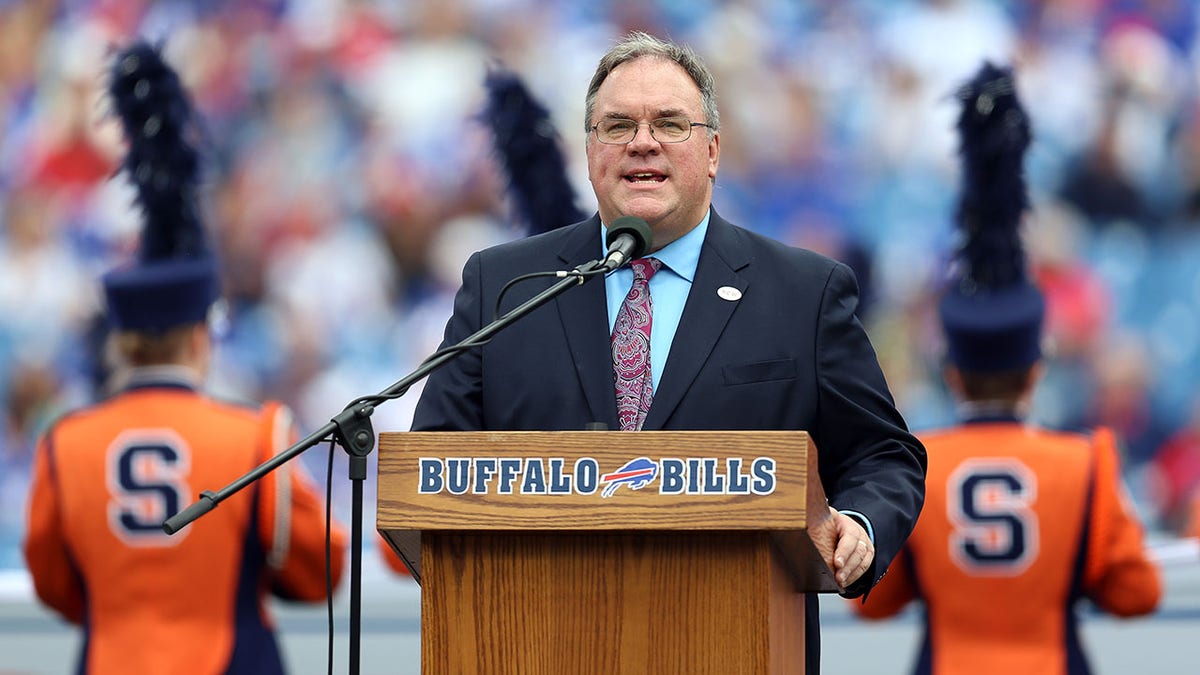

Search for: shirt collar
xmin=956 ymin=400 xmax=1025 ymax=425
xmin=600 ymin=209 xmax=709 ymax=282
xmin=116 ymin=365 xmax=202 ymax=393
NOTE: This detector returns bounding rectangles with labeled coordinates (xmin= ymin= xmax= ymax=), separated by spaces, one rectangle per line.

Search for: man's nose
xmin=627 ymin=123 xmax=659 ymax=151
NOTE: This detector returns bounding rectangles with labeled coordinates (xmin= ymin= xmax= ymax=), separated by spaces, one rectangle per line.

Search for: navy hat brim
xmin=103 ymin=257 xmax=218 ymax=332
xmin=939 ymin=281 xmax=1044 ymax=372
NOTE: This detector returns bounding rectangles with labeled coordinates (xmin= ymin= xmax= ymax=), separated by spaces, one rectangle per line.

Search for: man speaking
xmin=411 ymin=31 xmax=926 ymax=674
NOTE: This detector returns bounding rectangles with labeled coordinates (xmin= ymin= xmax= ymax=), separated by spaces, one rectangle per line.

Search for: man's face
xmin=586 ymin=56 xmax=719 ymax=251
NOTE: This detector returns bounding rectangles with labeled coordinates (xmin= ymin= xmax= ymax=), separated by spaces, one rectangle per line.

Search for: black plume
xmin=108 ymin=40 xmax=209 ymax=262
xmin=482 ymin=65 xmax=584 ymax=235
xmin=952 ymin=61 xmax=1032 ymax=290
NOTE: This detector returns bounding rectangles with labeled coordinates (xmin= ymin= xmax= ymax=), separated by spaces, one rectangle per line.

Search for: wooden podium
xmin=376 ymin=430 xmax=839 ymax=675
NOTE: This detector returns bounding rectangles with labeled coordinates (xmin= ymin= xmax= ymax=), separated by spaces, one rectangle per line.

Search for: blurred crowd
xmin=4 ymin=0 xmax=1200 ymax=568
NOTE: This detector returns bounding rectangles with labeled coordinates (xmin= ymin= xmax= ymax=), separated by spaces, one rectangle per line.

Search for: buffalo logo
xmin=599 ymin=457 xmax=658 ymax=498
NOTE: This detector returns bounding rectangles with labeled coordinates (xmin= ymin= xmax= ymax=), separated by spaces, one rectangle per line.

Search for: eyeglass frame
xmin=588 ymin=116 xmax=715 ymax=145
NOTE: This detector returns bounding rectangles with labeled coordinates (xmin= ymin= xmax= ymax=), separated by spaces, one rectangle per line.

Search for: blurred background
xmin=2 ymin=0 xmax=1200 ymax=672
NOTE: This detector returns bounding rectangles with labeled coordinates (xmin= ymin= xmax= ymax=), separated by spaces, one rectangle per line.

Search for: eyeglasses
xmin=589 ymin=116 xmax=714 ymax=145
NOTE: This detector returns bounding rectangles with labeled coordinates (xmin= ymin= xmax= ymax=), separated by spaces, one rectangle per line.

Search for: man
xmin=851 ymin=63 xmax=1161 ymax=674
xmin=23 ymin=41 xmax=346 ymax=674
xmin=412 ymin=32 xmax=926 ymax=673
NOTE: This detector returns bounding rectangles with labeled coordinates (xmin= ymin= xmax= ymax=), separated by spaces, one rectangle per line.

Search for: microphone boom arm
xmin=164 ymin=259 xmax=597 ymax=535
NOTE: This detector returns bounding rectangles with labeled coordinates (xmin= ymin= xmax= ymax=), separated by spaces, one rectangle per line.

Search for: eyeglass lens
xmin=595 ymin=117 xmax=696 ymax=144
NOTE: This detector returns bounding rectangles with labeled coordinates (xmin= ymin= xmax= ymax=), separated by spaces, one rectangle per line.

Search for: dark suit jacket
xmin=411 ymin=210 xmax=926 ymax=671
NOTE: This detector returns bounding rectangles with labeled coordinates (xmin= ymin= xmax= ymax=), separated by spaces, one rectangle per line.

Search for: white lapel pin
xmin=717 ymin=286 xmax=742 ymax=301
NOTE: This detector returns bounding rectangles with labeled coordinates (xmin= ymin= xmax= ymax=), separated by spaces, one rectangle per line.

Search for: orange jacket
xmin=24 ymin=374 xmax=347 ymax=674
xmin=854 ymin=423 xmax=1160 ymax=675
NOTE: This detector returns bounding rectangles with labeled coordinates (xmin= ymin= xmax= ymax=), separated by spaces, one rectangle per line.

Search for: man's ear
xmin=1023 ymin=361 xmax=1045 ymax=399
xmin=942 ymin=363 xmax=964 ymax=399
xmin=188 ymin=322 xmax=212 ymax=370
xmin=707 ymin=131 xmax=720 ymax=178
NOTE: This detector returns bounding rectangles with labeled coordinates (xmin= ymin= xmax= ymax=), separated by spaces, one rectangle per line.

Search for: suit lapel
xmin=554 ymin=217 xmax=620 ymax=429
xmin=643 ymin=213 xmax=750 ymax=430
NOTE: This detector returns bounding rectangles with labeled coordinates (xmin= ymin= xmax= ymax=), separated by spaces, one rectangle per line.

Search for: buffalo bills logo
xmin=599 ymin=457 xmax=658 ymax=497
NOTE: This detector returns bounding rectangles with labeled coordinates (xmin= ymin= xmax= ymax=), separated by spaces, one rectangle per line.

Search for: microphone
xmin=599 ymin=216 xmax=653 ymax=272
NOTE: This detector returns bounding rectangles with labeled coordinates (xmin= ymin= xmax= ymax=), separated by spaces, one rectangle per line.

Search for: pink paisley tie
xmin=612 ymin=257 xmax=662 ymax=431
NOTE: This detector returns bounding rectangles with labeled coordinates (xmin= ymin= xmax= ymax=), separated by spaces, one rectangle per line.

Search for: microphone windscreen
xmin=606 ymin=216 xmax=653 ymax=259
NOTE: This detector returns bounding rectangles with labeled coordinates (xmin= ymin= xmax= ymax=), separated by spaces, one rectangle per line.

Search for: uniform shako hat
xmin=102 ymin=40 xmax=218 ymax=333
xmin=482 ymin=64 xmax=584 ymax=235
xmin=939 ymin=61 xmax=1044 ymax=372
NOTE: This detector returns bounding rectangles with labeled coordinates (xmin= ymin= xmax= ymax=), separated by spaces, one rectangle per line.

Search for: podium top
xmin=378 ymin=431 xmax=817 ymax=530
xmin=376 ymin=431 xmax=838 ymax=591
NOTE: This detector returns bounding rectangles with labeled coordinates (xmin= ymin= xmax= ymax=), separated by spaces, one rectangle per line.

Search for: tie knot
xmin=630 ymin=257 xmax=662 ymax=282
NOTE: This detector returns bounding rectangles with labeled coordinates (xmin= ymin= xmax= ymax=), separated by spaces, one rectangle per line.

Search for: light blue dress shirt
xmin=603 ymin=211 xmax=709 ymax=390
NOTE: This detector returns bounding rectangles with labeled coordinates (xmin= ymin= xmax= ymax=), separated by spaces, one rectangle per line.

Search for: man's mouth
xmin=624 ymin=172 xmax=666 ymax=183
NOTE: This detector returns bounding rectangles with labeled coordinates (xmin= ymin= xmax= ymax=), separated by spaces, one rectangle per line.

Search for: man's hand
xmin=823 ymin=507 xmax=875 ymax=591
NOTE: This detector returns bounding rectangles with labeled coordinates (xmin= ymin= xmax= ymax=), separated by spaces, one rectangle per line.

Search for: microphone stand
xmin=162 ymin=259 xmax=604 ymax=675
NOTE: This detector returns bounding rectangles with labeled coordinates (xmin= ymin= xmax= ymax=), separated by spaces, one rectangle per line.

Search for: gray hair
xmin=584 ymin=31 xmax=720 ymax=135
